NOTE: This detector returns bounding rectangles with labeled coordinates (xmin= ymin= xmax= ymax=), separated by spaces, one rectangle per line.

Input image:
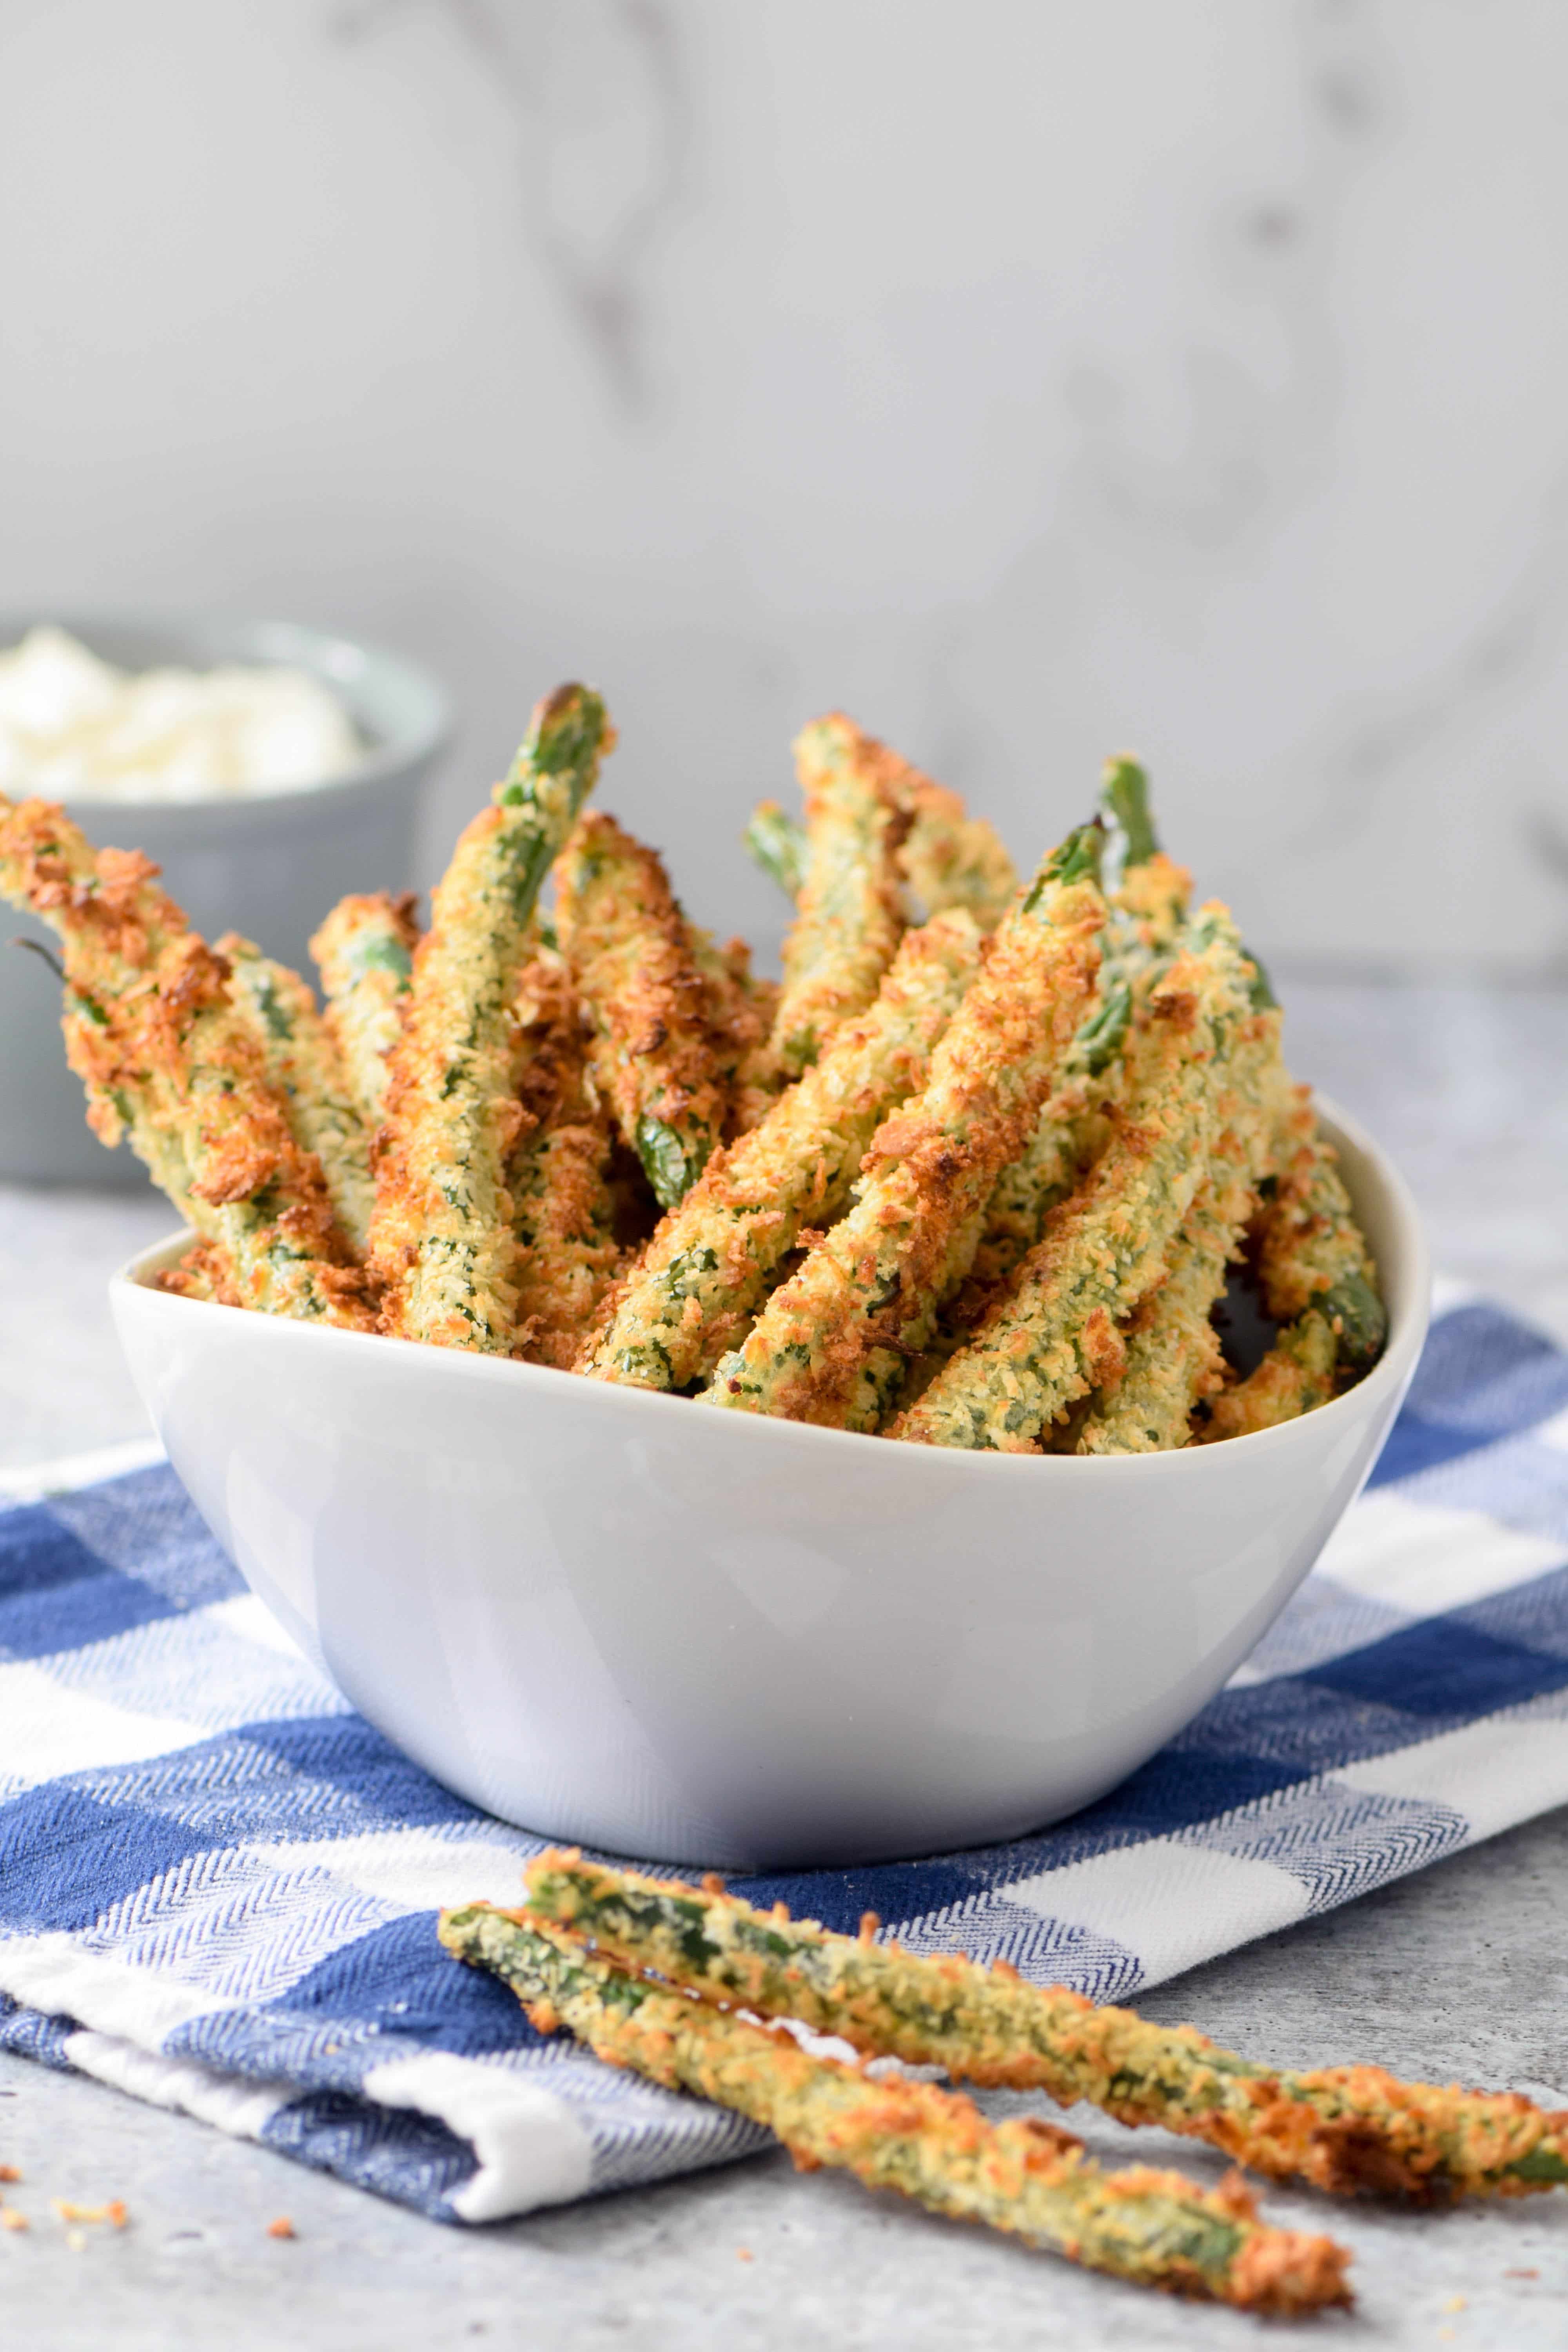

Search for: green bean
xmin=521 ymin=1854 xmax=1568 ymax=2206
xmin=310 ymin=891 xmax=419 ymax=1129
xmin=1075 ymin=992 xmax=1285 ymax=1453
xmin=1202 ymin=1307 xmax=1338 ymax=1443
xmin=895 ymin=907 xmax=1262 ymax=1451
xmin=744 ymin=800 xmax=807 ymax=898
xmin=1074 ymin=1197 xmax=1234 ymax=1454
xmin=581 ymin=913 xmax=982 ymax=1391
xmin=507 ymin=954 xmax=621 ymax=1370
xmin=769 ymin=715 xmax=908 ymax=1075
xmin=441 ymin=1902 xmax=1350 ymax=2313
xmin=750 ymin=765 xmax=1016 ymax=933
xmin=218 ymin=935 xmax=376 ymax=1255
xmin=555 ymin=812 xmax=730 ymax=1209
xmin=954 ymin=760 xmax=1189 ymax=1331
xmin=1257 ymin=1119 xmax=1388 ymax=1373
xmin=707 ymin=826 xmax=1107 ymax=1428
xmin=890 ymin=769 xmax=1018 ymax=928
xmin=0 ymin=795 xmax=370 ymax=1326
xmin=370 ymin=684 xmax=611 ymax=1350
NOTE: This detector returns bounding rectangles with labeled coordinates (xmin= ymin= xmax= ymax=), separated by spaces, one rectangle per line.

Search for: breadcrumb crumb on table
xmin=52 ymin=2197 xmax=127 ymax=2228
xmin=267 ymin=2215 xmax=297 ymax=2239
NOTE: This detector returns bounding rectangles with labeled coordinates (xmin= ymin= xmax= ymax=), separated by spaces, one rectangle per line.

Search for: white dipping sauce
xmin=0 ymin=626 xmax=366 ymax=804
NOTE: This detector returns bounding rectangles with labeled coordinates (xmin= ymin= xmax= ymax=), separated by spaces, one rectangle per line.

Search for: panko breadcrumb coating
xmin=1075 ymin=1215 xmax=1231 ymax=1453
xmin=1202 ymin=1307 xmax=1338 ymax=1442
xmin=218 ymin=935 xmax=376 ymax=1254
xmin=155 ymin=1238 xmax=242 ymax=1308
xmin=1258 ymin=1112 xmax=1388 ymax=1371
xmin=950 ymin=759 xmax=1192 ymax=1344
xmin=0 ymin=794 xmax=371 ymax=1327
xmin=443 ymin=1900 xmax=1350 ymax=2314
xmin=896 ymin=907 xmax=1263 ymax=1451
xmin=707 ymin=825 xmax=1106 ymax=1429
xmin=887 ymin=762 xmax=1018 ymax=929
xmin=748 ymin=759 xmax=1017 ymax=933
xmin=1075 ymin=980 xmax=1285 ymax=1454
xmin=522 ymin=1853 xmax=1568 ymax=2205
xmin=555 ymin=812 xmax=731 ymax=1210
xmin=309 ymin=891 xmax=419 ymax=1130
xmin=581 ymin=911 xmax=982 ymax=1393
xmin=508 ymin=953 xmax=622 ymax=1370
xmin=690 ymin=930 xmax=782 ymax=1138
xmin=370 ymin=685 xmax=612 ymax=1351
xmin=769 ymin=715 xmax=909 ymax=1076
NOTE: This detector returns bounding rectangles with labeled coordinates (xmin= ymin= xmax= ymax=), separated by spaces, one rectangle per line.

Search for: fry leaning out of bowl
xmin=0 ymin=681 xmax=1386 ymax=1451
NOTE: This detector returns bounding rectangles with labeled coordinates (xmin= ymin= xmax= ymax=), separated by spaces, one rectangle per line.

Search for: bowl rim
xmin=111 ymin=1093 xmax=1431 ymax=1479
xmin=0 ymin=609 xmax=450 ymax=813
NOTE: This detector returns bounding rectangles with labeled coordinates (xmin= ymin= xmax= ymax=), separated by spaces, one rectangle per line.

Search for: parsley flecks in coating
xmin=441 ymin=1898 xmax=1350 ymax=2314
xmin=580 ymin=912 xmax=982 ymax=1393
xmin=370 ymin=684 xmax=612 ymax=1351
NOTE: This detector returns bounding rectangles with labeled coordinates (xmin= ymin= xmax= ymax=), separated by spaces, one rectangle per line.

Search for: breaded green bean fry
xmin=1100 ymin=755 xmax=1190 ymax=957
xmin=218 ymin=935 xmax=376 ymax=1254
xmin=0 ymin=796 xmax=370 ymax=1326
xmin=889 ymin=764 xmax=1018 ymax=928
xmin=1258 ymin=1113 xmax=1387 ymax=1373
xmin=690 ymin=929 xmax=781 ymax=1137
xmin=743 ymin=800 xmax=806 ymax=898
xmin=555 ymin=812 xmax=731 ymax=1209
xmin=1075 ymin=988 xmax=1285 ymax=1454
xmin=310 ymin=891 xmax=419 ymax=1129
xmin=1202 ymin=1308 xmax=1338 ymax=1443
xmin=508 ymin=955 xmax=621 ymax=1370
xmin=955 ymin=760 xmax=1189 ymax=1328
xmin=581 ymin=912 xmax=981 ymax=1391
xmin=708 ymin=826 xmax=1107 ymax=1428
xmin=1074 ymin=1194 xmax=1234 ymax=1454
xmin=896 ymin=909 xmax=1262 ymax=1451
xmin=370 ymin=685 xmax=611 ymax=1351
xmin=522 ymin=1852 xmax=1568 ymax=2205
xmin=1196 ymin=1092 xmax=1388 ymax=1441
xmin=442 ymin=1902 xmax=1349 ymax=2313
xmin=769 ymin=715 xmax=908 ymax=1076
xmin=750 ymin=769 xmax=1016 ymax=932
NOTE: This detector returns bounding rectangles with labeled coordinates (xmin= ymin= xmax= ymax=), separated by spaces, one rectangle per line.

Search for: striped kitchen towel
xmin=3 ymin=1289 xmax=1568 ymax=2224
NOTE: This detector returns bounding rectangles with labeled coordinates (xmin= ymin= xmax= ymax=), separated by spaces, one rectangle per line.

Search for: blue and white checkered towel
xmin=4 ymin=1290 xmax=1568 ymax=2223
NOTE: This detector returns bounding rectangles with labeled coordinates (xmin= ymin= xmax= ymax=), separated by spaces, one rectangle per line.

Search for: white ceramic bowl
xmin=109 ymin=1099 xmax=1429 ymax=1871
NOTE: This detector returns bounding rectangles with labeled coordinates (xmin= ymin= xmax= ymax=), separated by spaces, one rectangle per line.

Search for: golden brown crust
xmin=712 ymin=856 xmax=1105 ymax=1428
xmin=368 ymin=804 xmax=534 ymax=1349
xmin=556 ymin=811 xmax=730 ymax=1208
xmin=887 ymin=762 xmax=1018 ymax=929
xmin=693 ymin=932 xmax=782 ymax=1137
xmin=581 ymin=913 xmax=984 ymax=1393
xmin=895 ymin=915 xmax=1260 ymax=1450
xmin=310 ymin=891 xmax=420 ymax=1130
xmin=0 ymin=796 xmax=371 ymax=1327
xmin=216 ymin=934 xmax=376 ymax=1255
xmin=770 ymin=714 xmax=909 ymax=1075
xmin=154 ymin=1240 xmax=242 ymax=1308
xmin=508 ymin=956 xmax=622 ymax=1370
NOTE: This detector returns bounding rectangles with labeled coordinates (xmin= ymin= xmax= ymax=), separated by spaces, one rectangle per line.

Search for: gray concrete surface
xmin=2 ymin=978 xmax=1567 ymax=2346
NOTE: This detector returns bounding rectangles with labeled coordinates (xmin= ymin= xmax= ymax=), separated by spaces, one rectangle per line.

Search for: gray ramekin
xmin=0 ymin=614 xmax=448 ymax=1186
